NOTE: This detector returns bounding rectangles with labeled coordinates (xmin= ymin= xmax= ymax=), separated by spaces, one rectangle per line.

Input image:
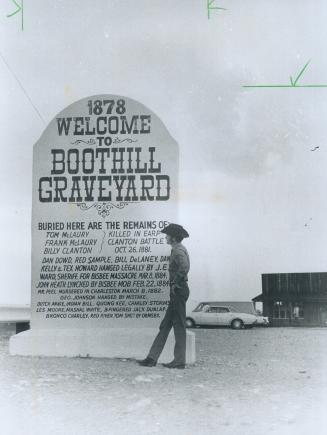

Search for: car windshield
xmin=193 ymin=303 xmax=205 ymax=312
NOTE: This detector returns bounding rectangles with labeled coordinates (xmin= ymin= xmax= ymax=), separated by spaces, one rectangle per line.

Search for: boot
xmin=137 ymin=357 xmax=157 ymax=367
xmin=162 ymin=361 xmax=185 ymax=369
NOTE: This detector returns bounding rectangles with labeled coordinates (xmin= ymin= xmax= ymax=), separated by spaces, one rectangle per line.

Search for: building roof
xmin=0 ymin=305 xmax=30 ymax=322
xmin=262 ymin=272 xmax=327 ymax=297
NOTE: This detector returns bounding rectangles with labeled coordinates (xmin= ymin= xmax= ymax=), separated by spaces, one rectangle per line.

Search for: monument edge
xmin=9 ymin=328 xmax=196 ymax=364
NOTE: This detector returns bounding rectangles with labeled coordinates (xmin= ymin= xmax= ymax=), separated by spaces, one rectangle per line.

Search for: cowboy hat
xmin=160 ymin=223 xmax=189 ymax=239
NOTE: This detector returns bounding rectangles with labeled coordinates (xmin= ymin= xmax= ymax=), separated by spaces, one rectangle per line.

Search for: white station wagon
xmin=186 ymin=303 xmax=258 ymax=329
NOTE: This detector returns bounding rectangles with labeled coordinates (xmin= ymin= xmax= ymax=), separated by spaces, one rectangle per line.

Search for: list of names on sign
xmin=35 ymin=220 xmax=170 ymax=322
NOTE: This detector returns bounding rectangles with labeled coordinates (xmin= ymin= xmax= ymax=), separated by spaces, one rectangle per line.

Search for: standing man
xmin=138 ymin=223 xmax=190 ymax=369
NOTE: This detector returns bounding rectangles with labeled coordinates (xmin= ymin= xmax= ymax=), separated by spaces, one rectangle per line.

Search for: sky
xmin=1 ymin=0 xmax=327 ymax=305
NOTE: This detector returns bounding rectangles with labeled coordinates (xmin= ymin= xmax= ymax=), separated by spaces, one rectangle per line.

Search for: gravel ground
xmin=0 ymin=327 xmax=326 ymax=435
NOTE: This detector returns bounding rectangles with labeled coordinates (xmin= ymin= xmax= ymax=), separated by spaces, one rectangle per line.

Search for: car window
xmin=206 ymin=307 xmax=230 ymax=313
xmin=217 ymin=307 xmax=230 ymax=313
xmin=208 ymin=307 xmax=218 ymax=313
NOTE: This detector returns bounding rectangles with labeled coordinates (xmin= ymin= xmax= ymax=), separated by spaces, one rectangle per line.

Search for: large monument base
xmin=9 ymin=328 xmax=196 ymax=364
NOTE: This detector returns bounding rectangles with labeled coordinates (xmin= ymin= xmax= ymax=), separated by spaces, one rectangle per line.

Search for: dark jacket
xmin=169 ymin=243 xmax=190 ymax=289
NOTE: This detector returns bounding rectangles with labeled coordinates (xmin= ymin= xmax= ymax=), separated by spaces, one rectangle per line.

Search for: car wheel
xmin=231 ymin=319 xmax=244 ymax=330
xmin=186 ymin=318 xmax=195 ymax=328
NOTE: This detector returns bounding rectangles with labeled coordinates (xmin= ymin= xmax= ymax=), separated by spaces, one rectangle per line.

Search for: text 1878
xmin=87 ymin=99 xmax=126 ymax=115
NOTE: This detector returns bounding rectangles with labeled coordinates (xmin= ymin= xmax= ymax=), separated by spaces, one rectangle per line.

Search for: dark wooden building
xmin=252 ymin=272 xmax=327 ymax=326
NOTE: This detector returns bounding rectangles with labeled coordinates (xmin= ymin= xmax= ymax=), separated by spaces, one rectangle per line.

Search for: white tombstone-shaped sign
xmin=10 ymin=95 xmax=195 ymax=363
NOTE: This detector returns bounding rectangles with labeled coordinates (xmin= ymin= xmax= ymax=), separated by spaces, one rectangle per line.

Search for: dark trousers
xmin=148 ymin=285 xmax=189 ymax=364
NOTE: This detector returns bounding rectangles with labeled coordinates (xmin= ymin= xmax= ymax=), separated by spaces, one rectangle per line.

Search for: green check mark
xmin=289 ymin=59 xmax=311 ymax=87
xmin=7 ymin=0 xmax=24 ymax=31
xmin=207 ymin=0 xmax=227 ymax=20
xmin=244 ymin=60 xmax=327 ymax=89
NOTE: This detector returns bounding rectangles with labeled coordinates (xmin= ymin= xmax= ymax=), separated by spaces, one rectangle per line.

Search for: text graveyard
xmin=38 ymin=147 xmax=169 ymax=203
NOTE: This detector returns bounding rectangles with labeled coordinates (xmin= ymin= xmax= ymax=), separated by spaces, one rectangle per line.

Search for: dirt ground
xmin=0 ymin=327 xmax=326 ymax=435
